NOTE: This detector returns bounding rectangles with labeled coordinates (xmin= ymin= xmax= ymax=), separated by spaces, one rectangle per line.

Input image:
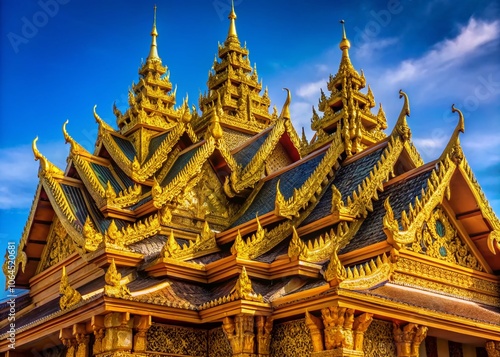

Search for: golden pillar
xmin=133 ymin=315 xmax=152 ymax=352
xmin=305 ymin=306 xmax=373 ymax=357
xmin=392 ymin=322 xmax=427 ymax=357
xmin=222 ymin=314 xmax=273 ymax=356
xmin=91 ymin=315 xmax=105 ymax=355
xmin=102 ymin=312 xmax=134 ymax=352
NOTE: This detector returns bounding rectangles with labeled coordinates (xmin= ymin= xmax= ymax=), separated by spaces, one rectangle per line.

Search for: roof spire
xmin=147 ymin=5 xmax=161 ymax=63
xmin=226 ymin=0 xmax=239 ymax=44
xmin=339 ymin=20 xmax=351 ymax=52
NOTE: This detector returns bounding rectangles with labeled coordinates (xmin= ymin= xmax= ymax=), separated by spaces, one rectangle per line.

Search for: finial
xmin=280 ymin=88 xmax=291 ymax=120
xmin=451 ymin=104 xmax=465 ymax=134
xmin=226 ymin=0 xmax=239 ymax=44
xmin=392 ymin=89 xmax=411 ymax=141
xmin=339 ymin=20 xmax=351 ymax=51
xmin=439 ymin=104 xmax=465 ymax=164
xmin=147 ymin=5 xmax=161 ymax=63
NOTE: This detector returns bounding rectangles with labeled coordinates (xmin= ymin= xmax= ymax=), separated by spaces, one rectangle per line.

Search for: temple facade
xmin=1 ymin=4 xmax=500 ymax=357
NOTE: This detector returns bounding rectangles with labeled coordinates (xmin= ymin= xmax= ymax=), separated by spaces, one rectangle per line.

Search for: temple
xmin=1 ymin=5 xmax=500 ymax=357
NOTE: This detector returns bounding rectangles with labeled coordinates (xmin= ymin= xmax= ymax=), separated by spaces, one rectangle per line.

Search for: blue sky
xmin=0 ymin=0 xmax=499 ymax=296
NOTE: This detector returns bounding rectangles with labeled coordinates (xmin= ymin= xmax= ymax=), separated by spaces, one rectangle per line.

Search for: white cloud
xmin=388 ymin=17 xmax=500 ymax=85
xmin=356 ymin=37 xmax=399 ymax=58
xmin=296 ymin=79 xmax=326 ymax=99
xmin=0 ymin=142 xmax=68 ymax=210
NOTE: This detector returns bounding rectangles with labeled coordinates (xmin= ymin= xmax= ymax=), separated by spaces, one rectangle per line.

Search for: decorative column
xmin=222 ymin=314 xmax=255 ymax=355
xmin=256 ymin=316 xmax=273 ymax=355
xmin=133 ymin=315 xmax=152 ymax=352
xmin=305 ymin=306 xmax=373 ymax=357
xmin=73 ymin=323 xmax=90 ymax=357
xmin=486 ymin=341 xmax=500 ymax=357
xmin=91 ymin=315 xmax=105 ymax=355
xmin=102 ymin=312 xmax=134 ymax=352
xmin=392 ymin=322 xmax=428 ymax=357
xmin=59 ymin=328 xmax=77 ymax=357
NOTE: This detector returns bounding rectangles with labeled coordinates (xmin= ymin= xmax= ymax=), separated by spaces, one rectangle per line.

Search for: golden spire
xmin=226 ymin=0 xmax=239 ymax=44
xmin=339 ymin=20 xmax=351 ymax=52
xmin=147 ymin=5 xmax=161 ymax=63
xmin=280 ymin=88 xmax=291 ymax=120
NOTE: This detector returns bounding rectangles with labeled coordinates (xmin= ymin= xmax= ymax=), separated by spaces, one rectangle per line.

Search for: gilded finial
xmin=339 ymin=20 xmax=351 ymax=51
xmin=226 ymin=0 xmax=239 ymax=44
xmin=392 ymin=89 xmax=411 ymax=141
xmin=440 ymin=104 xmax=465 ymax=164
xmin=59 ymin=266 xmax=82 ymax=310
xmin=104 ymin=258 xmax=130 ymax=298
xmin=147 ymin=5 xmax=161 ymax=63
xmin=280 ymin=88 xmax=291 ymax=120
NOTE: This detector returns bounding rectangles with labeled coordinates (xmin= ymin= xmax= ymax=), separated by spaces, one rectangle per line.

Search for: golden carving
xmin=59 ymin=266 xmax=82 ymax=310
xmin=39 ymin=218 xmax=75 ymax=272
xmin=486 ymin=341 xmax=500 ymax=357
xmin=392 ymin=322 xmax=427 ymax=357
xmin=147 ymin=323 xmax=208 ymax=356
xmin=363 ymin=319 xmax=397 ymax=357
xmin=341 ymin=253 xmax=393 ymax=290
xmin=305 ymin=311 xmax=325 ymax=352
xmin=407 ymin=207 xmax=482 ymax=270
xmin=323 ymin=244 xmax=347 ymax=286
xmin=317 ymin=306 xmax=373 ymax=353
xmin=222 ymin=314 xmax=255 ymax=354
xmin=256 ymin=315 xmax=274 ymax=355
xmin=161 ymin=223 xmax=218 ymax=261
xmin=288 ymin=221 xmax=360 ymax=263
xmin=103 ymin=312 xmax=133 ymax=351
xmin=152 ymin=136 xmax=216 ymax=208
xmin=275 ymin=130 xmax=343 ymax=219
xmin=383 ymin=155 xmax=456 ymax=249
xmin=270 ymin=319 xmax=313 ymax=357
xmin=209 ymin=327 xmax=232 ymax=357
xmin=392 ymin=90 xmax=411 ymax=142
xmin=104 ymin=258 xmax=131 ymax=298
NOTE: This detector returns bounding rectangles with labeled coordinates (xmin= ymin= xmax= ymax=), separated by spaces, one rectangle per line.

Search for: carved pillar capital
xmin=222 ymin=314 xmax=273 ymax=356
xmin=133 ymin=314 xmax=152 ymax=352
xmin=306 ymin=307 xmax=373 ymax=357
xmin=392 ymin=322 xmax=428 ymax=357
xmin=60 ymin=328 xmax=77 ymax=357
xmin=102 ymin=312 xmax=134 ymax=352
xmin=486 ymin=341 xmax=500 ymax=357
xmin=91 ymin=315 xmax=105 ymax=355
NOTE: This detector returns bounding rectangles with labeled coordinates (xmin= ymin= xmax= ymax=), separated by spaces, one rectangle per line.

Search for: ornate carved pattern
xmin=231 ymin=219 xmax=292 ymax=260
xmin=222 ymin=314 xmax=255 ymax=354
xmin=363 ymin=319 xmax=397 ymax=357
xmin=161 ymin=222 xmax=218 ymax=261
xmin=104 ymin=259 xmax=130 ymax=298
xmin=404 ymin=141 xmax=424 ymax=168
xmin=200 ymin=267 xmax=263 ymax=309
xmin=59 ymin=266 xmax=82 ymax=310
xmin=152 ymin=137 xmax=216 ymax=208
xmin=392 ymin=322 xmax=427 ymax=357
xmin=39 ymin=218 xmax=75 ymax=272
xmin=288 ymin=221 xmax=361 ymax=263
xmin=337 ymin=253 xmax=393 ymax=290
xmin=146 ymin=323 xmax=207 ymax=356
xmin=384 ymin=156 xmax=456 ymax=249
xmin=266 ymin=142 xmax=293 ymax=174
xmin=486 ymin=341 xmax=500 ymax=357
xmin=269 ymin=319 xmax=313 ymax=357
xmin=407 ymin=207 xmax=482 ymax=271
xmin=275 ymin=130 xmax=342 ymax=219
xmin=208 ymin=327 xmax=232 ymax=357
xmin=222 ymin=128 xmax=253 ymax=150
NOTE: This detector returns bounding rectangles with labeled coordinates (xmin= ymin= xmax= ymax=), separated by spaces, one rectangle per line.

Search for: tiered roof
xmin=2 ymin=7 xmax=500 ymax=354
